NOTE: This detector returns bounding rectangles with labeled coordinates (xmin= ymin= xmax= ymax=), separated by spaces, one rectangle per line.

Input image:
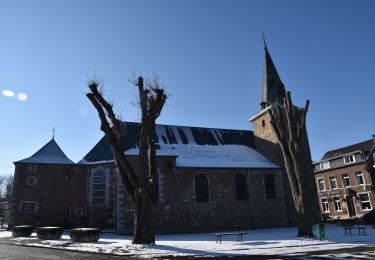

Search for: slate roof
xmin=321 ymin=139 xmax=374 ymax=161
xmin=80 ymin=122 xmax=278 ymax=168
xmin=15 ymin=139 xmax=74 ymax=164
xmin=260 ymin=46 xmax=286 ymax=109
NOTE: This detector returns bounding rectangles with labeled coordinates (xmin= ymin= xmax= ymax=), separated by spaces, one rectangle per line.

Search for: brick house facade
xmin=313 ymin=137 xmax=375 ymax=220
xmin=11 ymin=46 xmax=318 ymax=233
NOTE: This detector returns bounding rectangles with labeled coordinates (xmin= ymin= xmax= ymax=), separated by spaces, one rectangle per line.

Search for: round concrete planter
xmin=37 ymin=227 xmax=64 ymax=240
xmin=70 ymin=228 xmax=100 ymax=243
xmin=12 ymin=225 xmax=33 ymax=237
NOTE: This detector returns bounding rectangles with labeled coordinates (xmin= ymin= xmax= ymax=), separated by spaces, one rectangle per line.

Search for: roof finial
xmin=262 ymin=33 xmax=267 ymax=49
xmin=52 ymin=127 xmax=56 ymax=140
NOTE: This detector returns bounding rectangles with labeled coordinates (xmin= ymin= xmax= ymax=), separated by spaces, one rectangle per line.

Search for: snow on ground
xmin=1 ymin=225 xmax=375 ymax=257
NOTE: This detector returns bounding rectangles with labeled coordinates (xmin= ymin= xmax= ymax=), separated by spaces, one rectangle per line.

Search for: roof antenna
xmin=262 ymin=33 xmax=267 ymax=49
xmin=52 ymin=127 xmax=56 ymax=140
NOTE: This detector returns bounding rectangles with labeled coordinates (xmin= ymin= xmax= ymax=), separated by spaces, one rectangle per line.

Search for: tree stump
xmin=12 ymin=225 xmax=33 ymax=237
xmin=37 ymin=227 xmax=64 ymax=240
xmin=70 ymin=228 xmax=100 ymax=242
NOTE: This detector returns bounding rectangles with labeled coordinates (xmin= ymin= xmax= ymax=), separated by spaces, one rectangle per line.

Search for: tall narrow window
xmin=321 ymin=198 xmax=329 ymax=213
xmin=235 ymin=174 xmax=249 ymax=201
xmin=92 ymin=169 xmax=106 ymax=205
xmin=317 ymin=178 xmax=325 ymax=191
xmin=356 ymin=171 xmax=365 ymax=185
xmin=342 ymin=174 xmax=351 ymax=187
xmin=329 ymin=176 xmax=338 ymax=189
xmin=195 ymin=173 xmax=209 ymax=203
xmin=333 ymin=197 xmax=342 ymax=212
xmin=264 ymin=174 xmax=277 ymax=200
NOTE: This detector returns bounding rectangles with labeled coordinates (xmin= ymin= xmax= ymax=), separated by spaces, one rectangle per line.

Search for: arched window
xmin=264 ymin=174 xmax=277 ymax=200
xmin=195 ymin=173 xmax=209 ymax=203
xmin=235 ymin=174 xmax=249 ymax=201
xmin=92 ymin=169 xmax=106 ymax=205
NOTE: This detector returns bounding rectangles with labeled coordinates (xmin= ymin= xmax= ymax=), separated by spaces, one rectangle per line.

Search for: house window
xmin=342 ymin=174 xmax=351 ymax=187
xmin=261 ymin=120 xmax=266 ymax=127
xmin=321 ymin=198 xmax=329 ymax=213
xmin=235 ymin=174 xmax=249 ymax=201
xmin=21 ymin=201 xmax=37 ymax=213
xmin=358 ymin=193 xmax=372 ymax=211
xmin=333 ymin=197 xmax=342 ymax=212
xmin=344 ymin=155 xmax=355 ymax=164
xmin=27 ymin=176 xmax=37 ymax=185
xmin=91 ymin=169 xmax=106 ymax=205
xmin=317 ymin=178 xmax=325 ymax=191
xmin=355 ymin=171 xmax=365 ymax=185
xmin=195 ymin=173 xmax=209 ymax=203
xmin=264 ymin=174 xmax=277 ymax=200
xmin=329 ymin=176 xmax=338 ymax=189
xmin=320 ymin=161 xmax=330 ymax=170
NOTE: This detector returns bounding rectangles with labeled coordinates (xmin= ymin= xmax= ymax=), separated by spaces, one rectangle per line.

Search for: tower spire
xmin=260 ymin=41 xmax=286 ymax=110
xmin=262 ymin=33 xmax=267 ymax=49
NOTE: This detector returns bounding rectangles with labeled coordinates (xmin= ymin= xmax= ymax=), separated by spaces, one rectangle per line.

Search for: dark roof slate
xmin=261 ymin=47 xmax=286 ymax=108
xmin=81 ymin=122 xmax=254 ymax=163
xmin=321 ymin=139 xmax=374 ymax=161
xmin=15 ymin=139 xmax=74 ymax=164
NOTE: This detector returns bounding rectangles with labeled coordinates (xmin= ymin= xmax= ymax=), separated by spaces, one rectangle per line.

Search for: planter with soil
xmin=37 ymin=227 xmax=64 ymax=240
xmin=70 ymin=228 xmax=100 ymax=242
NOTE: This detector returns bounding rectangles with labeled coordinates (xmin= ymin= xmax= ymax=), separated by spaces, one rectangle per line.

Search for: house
xmin=313 ymin=137 xmax=375 ymax=220
xmin=10 ymin=45 xmax=318 ymax=233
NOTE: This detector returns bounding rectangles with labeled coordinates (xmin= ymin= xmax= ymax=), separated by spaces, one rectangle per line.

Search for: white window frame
xmin=358 ymin=192 xmax=372 ymax=211
xmin=26 ymin=176 xmax=37 ymax=186
xmin=20 ymin=201 xmax=38 ymax=213
xmin=329 ymin=176 xmax=338 ymax=190
xmin=320 ymin=161 xmax=330 ymax=170
xmin=344 ymin=155 xmax=356 ymax=164
xmin=333 ymin=197 xmax=342 ymax=212
xmin=91 ymin=168 xmax=107 ymax=205
xmin=342 ymin=174 xmax=351 ymax=187
xmin=321 ymin=198 xmax=329 ymax=213
xmin=355 ymin=171 xmax=365 ymax=186
xmin=317 ymin=178 xmax=326 ymax=191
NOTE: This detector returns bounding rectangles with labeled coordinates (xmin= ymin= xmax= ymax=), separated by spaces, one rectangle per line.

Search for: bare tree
xmin=86 ymin=75 xmax=167 ymax=244
xmin=269 ymin=91 xmax=316 ymax=237
xmin=5 ymin=175 xmax=13 ymax=197
xmin=0 ymin=175 xmax=5 ymax=197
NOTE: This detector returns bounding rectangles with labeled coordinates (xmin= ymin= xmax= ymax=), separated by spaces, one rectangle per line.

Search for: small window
xmin=91 ymin=169 xmax=106 ymax=205
xmin=344 ymin=155 xmax=355 ymax=164
xmin=333 ymin=197 xmax=342 ymax=212
xmin=321 ymin=198 xmax=329 ymax=213
xmin=195 ymin=173 xmax=209 ymax=203
xmin=342 ymin=174 xmax=351 ymax=187
xmin=264 ymin=174 xmax=277 ymax=200
xmin=235 ymin=174 xmax=249 ymax=201
xmin=27 ymin=176 xmax=36 ymax=186
xmin=21 ymin=201 xmax=37 ymax=213
xmin=317 ymin=178 xmax=325 ymax=191
xmin=329 ymin=176 xmax=338 ymax=189
xmin=261 ymin=120 xmax=266 ymax=127
xmin=320 ymin=161 xmax=330 ymax=170
xmin=359 ymin=193 xmax=372 ymax=211
xmin=355 ymin=171 xmax=365 ymax=185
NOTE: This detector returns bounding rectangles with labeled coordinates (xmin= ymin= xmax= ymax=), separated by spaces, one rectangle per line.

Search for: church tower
xmin=250 ymin=43 xmax=286 ymax=165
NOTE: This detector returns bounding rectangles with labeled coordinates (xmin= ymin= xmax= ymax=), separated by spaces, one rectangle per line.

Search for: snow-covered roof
xmin=15 ymin=139 xmax=74 ymax=165
xmin=79 ymin=122 xmax=278 ymax=169
xmin=124 ymin=144 xmax=279 ymax=168
xmin=81 ymin=122 xmax=254 ymax=163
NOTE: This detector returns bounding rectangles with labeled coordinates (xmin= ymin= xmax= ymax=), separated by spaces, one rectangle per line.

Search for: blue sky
xmin=1 ymin=0 xmax=374 ymax=175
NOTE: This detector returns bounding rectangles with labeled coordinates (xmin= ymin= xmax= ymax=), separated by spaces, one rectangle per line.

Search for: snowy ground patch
xmin=1 ymin=225 xmax=375 ymax=258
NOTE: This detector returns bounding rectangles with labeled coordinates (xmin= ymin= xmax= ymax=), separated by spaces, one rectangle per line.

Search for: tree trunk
xmin=133 ymin=188 xmax=154 ymax=244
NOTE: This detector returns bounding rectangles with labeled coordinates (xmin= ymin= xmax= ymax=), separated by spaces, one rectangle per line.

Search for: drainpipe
xmin=247 ymin=168 xmax=255 ymax=228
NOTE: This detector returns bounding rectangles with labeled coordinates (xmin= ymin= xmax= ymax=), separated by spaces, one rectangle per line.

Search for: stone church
xmin=10 ymin=46 xmax=316 ymax=234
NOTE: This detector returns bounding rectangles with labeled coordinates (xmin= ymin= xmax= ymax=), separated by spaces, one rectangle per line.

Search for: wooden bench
xmin=344 ymin=225 xmax=367 ymax=236
xmin=213 ymin=231 xmax=246 ymax=243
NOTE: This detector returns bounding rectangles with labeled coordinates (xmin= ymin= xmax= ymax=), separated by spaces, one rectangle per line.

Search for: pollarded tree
xmin=86 ymin=75 xmax=167 ymax=244
xmin=269 ymin=91 xmax=316 ymax=237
